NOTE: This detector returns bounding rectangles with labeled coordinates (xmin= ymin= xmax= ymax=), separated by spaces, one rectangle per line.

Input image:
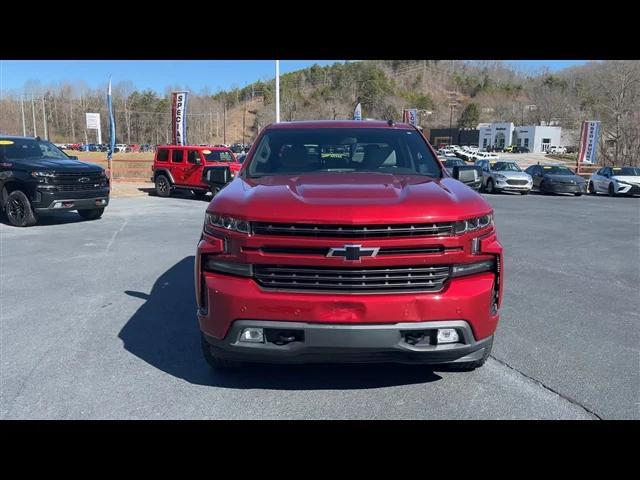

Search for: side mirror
xmin=203 ymin=165 xmax=231 ymax=186
xmin=452 ymin=165 xmax=480 ymax=185
xmin=68 ymin=155 xmax=78 ymax=160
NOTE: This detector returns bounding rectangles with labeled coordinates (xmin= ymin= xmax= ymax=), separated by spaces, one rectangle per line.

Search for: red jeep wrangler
xmin=196 ymin=121 xmax=503 ymax=370
xmin=153 ymin=145 xmax=241 ymax=198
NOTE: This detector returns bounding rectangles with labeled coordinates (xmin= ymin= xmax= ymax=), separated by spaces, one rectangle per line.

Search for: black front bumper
xmin=542 ymin=183 xmax=586 ymax=194
xmin=32 ymin=187 xmax=110 ymax=212
xmin=202 ymin=320 xmax=493 ymax=365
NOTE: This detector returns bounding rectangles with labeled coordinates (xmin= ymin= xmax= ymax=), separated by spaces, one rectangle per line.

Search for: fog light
xmin=239 ymin=328 xmax=264 ymax=343
xmin=437 ymin=328 xmax=459 ymax=344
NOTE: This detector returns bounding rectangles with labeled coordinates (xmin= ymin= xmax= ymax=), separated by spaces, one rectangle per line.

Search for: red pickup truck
xmin=196 ymin=121 xmax=503 ymax=370
xmin=153 ymin=145 xmax=241 ymax=198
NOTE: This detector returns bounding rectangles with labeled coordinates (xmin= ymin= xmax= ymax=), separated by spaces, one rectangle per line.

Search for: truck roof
xmin=264 ymin=120 xmax=415 ymax=130
xmin=0 ymin=135 xmax=39 ymax=140
xmin=156 ymin=144 xmax=231 ymax=150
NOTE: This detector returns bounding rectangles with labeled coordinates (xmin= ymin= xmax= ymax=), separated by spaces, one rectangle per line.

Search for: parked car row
xmin=438 ymin=152 xmax=640 ymax=198
xmin=63 ymin=143 xmax=156 ymax=152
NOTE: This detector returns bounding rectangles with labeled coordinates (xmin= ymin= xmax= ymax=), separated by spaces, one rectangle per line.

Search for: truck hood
xmin=210 ymin=172 xmax=492 ymax=224
xmin=12 ymin=157 xmax=103 ymax=172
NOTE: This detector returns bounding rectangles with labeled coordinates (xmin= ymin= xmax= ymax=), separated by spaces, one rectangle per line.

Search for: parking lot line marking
xmin=105 ymin=219 xmax=128 ymax=254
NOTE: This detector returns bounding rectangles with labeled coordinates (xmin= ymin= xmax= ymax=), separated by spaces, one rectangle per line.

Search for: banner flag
xmin=172 ymin=91 xmax=188 ymax=145
xmin=353 ymin=102 xmax=362 ymax=120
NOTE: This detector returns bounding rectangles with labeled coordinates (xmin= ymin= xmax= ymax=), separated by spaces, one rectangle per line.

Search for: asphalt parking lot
xmin=1 ymin=191 xmax=638 ymax=419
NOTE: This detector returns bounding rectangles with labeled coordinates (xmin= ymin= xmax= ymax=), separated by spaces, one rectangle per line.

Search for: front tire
xmin=608 ymin=183 xmax=617 ymax=197
xmin=540 ymin=181 xmax=549 ymax=195
xmin=588 ymin=182 xmax=596 ymax=195
xmin=77 ymin=208 xmax=104 ymax=220
xmin=5 ymin=190 xmax=37 ymax=227
xmin=201 ymin=333 xmax=243 ymax=370
xmin=155 ymin=174 xmax=171 ymax=197
xmin=486 ymin=179 xmax=498 ymax=194
xmin=444 ymin=337 xmax=493 ymax=371
xmin=520 ymin=190 xmax=529 ymax=195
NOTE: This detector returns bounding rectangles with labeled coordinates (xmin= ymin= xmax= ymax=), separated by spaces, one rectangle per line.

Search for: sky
xmin=0 ymin=60 xmax=590 ymax=95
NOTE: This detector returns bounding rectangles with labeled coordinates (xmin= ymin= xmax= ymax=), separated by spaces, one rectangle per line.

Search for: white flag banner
xmin=578 ymin=120 xmax=601 ymax=164
xmin=403 ymin=109 xmax=418 ymax=126
xmin=172 ymin=91 xmax=189 ymax=145
xmin=353 ymin=103 xmax=362 ymax=120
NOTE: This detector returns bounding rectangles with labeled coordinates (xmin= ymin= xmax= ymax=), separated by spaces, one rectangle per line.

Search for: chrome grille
xmin=258 ymin=246 xmax=444 ymax=256
xmin=254 ymin=265 xmax=451 ymax=292
xmin=252 ymin=222 xmax=454 ymax=238
xmin=506 ymin=179 xmax=529 ymax=186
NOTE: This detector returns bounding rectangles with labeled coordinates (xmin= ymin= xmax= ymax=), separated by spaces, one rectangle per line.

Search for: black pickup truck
xmin=0 ymin=136 xmax=109 ymax=227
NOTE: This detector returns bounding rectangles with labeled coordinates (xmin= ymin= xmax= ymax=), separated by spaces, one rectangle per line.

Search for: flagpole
xmin=275 ymin=60 xmax=280 ymax=123
xmin=107 ymin=76 xmax=115 ymax=185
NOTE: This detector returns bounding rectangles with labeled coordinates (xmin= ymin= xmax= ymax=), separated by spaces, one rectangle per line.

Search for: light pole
xmin=275 ymin=60 xmax=280 ymax=123
xmin=449 ymin=102 xmax=457 ymax=145
xmin=20 ymin=95 xmax=26 ymax=136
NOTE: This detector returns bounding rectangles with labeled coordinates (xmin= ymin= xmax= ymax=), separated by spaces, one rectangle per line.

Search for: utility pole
xmin=423 ymin=60 xmax=427 ymax=92
xmin=31 ymin=94 xmax=37 ymax=137
xmin=42 ymin=96 xmax=48 ymax=140
xmin=275 ymin=60 xmax=280 ymax=123
xmin=70 ymin=99 xmax=75 ymax=142
xmin=20 ymin=95 xmax=26 ymax=136
xmin=216 ymin=111 xmax=219 ymax=138
xmin=223 ymin=103 xmax=227 ymax=145
xmin=208 ymin=111 xmax=213 ymax=143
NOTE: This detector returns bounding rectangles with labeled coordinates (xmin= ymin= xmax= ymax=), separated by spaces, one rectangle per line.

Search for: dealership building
xmin=478 ymin=122 xmax=562 ymax=153
xmin=428 ymin=128 xmax=480 ymax=147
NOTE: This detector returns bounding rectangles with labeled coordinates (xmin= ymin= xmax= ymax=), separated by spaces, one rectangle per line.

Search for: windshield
xmin=247 ymin=128 xmax=442 ymax=178
xmin=203 ymin=150 xmax=235 ymax=163
xmin=492 ymin=162 xmax=521 ymax=172
xmin=443 ymin=159 xmax=465 ymax=167
xmin=0 ymin=138 xmax=69 ymax=160
xmin=612 ymin=167 xmax=640 ymax=176
xmin=542 ymin=166 xmax=574 ymax=175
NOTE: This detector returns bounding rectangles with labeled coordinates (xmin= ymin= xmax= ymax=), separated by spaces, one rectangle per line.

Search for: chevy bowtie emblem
xmin=78 ymin=177 xmax=90 ymax=183
xmin=327 ymin=244 xmax=380 ymax=262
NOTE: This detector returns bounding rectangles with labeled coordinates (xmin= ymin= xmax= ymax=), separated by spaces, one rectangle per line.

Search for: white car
xmin=588 ymin=166 xmax=640 ymax=196
xmin=548 ymin=146 xmax=567 ymax=154
xmin=475 ymin=159 xmax=533 ymax=194
xmin=473 ymin=151 xmax=499 ymax=162
xmin=115 ymin=143 xmax=128 ymax=153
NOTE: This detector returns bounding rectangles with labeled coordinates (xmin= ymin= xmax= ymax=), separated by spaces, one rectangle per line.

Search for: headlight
xmin=451 ymin=259 xmax=495 ymax=278
xmin=31 ymin=170 xmax=56 ymax=178
xmin=204 ymin=213 xmax=250 ymax=235
xmin=202 ymin=257 xmax=252 ymax=277
xmin=495 ymin=174 xmax=506 ymax=180
xmin=453 ymin=214 xmax=493 ymax=234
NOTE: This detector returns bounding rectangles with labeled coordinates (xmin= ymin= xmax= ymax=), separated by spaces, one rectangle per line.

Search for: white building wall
xmin=478 ymin=122 xmax=514 ymax=149
xmin=532 ymin=126 xmax=562 ymax=153
xmin=479 ymin=123 xmax=562 ymax=152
